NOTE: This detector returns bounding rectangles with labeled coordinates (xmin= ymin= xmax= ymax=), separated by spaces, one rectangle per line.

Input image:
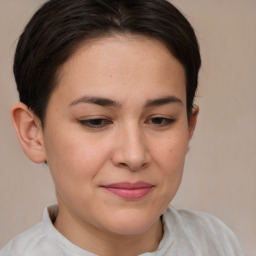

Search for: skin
xmin=12 ymin=35 xmax=198 ymax=256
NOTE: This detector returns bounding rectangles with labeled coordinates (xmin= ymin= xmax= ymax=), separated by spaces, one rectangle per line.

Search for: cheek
xmin=153 ymin=131 xmax=189 ymax=170
xmin=159 ymin=146 xmax=186 ymax=187
xmin=44 ymin=134 xmax=112 ymax=208
xmin=152 ymin=129 xmax=189 ymax=191
xmin=44 ymin=130 xmax=110 ymax=185
xmin=147 ymin=135 xmax=188 ymax=215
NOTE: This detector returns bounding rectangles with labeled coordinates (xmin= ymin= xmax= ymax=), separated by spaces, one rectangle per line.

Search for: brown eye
xmin=148 ymin=117 xmax=176 ymax=126
xmin=79 ymin=118 xmax=112 ymax=128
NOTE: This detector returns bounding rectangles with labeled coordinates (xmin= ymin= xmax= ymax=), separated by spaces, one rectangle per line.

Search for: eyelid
xmin=78 ymin=114 xmax=176 ymax=130
xmin=145 ymin=116 xmax=176 ymax=126
xmin=79 ymin=117 xmax=112 ymax=129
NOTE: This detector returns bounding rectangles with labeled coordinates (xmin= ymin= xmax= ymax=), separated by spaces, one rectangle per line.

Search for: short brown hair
xmin=14 ymin=0 xmax=201 ymax=124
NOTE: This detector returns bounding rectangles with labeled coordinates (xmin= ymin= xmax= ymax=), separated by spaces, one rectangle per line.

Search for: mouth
xmin=101 ymin=182 xmax=154 ymax=200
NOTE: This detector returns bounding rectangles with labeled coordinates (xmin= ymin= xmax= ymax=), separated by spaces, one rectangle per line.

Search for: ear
xmin=187 ymin=105 xmax=199 ymax=151
xmin=11 ymin=102 xmax=46 ymax=163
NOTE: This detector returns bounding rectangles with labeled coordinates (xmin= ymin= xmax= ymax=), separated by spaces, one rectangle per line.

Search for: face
xmin=41 ymin=35 xmax=196 ymax=240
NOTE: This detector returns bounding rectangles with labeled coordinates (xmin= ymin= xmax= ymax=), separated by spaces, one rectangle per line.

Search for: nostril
xmin=116 ymin=161 xmax=148 ymax=171
xmin=119 ymin=162 xmax=128 ymax=168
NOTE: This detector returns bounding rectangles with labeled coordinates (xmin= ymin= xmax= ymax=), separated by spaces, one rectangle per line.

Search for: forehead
xmin=51 ymin=34 xmax=186 ymax=106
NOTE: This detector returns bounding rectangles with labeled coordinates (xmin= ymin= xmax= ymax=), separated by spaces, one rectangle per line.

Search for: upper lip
xmin=102 ymin=181 xmax=153 ymax=189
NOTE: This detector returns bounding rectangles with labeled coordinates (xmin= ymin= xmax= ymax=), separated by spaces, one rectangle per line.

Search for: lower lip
xmin=103 ymin=187 xmax=152 ymax=200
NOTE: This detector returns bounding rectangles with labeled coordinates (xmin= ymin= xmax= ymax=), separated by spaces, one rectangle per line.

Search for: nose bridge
xmin=112 ymin=121 xmax=150 ymax=171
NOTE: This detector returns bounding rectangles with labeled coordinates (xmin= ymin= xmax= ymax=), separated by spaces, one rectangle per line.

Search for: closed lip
xmin=102 ymin=181 xmax=154 ymax=189
xmin=101 ymin=182 xmax=154 ymax=200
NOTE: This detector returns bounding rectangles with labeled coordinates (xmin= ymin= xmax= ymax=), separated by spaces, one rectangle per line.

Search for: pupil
xmin=90 ymin=119 xmax=102 ymax=125
xmin=153 ymin=118 xmax=163 ymax=124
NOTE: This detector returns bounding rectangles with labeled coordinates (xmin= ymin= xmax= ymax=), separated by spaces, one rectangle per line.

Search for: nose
xmin=111 ymin=125 xmax=151 ymax=171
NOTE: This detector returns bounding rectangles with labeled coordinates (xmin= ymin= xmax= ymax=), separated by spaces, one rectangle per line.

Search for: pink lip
xmin=101 ymin=182 xmax=154 ymax=200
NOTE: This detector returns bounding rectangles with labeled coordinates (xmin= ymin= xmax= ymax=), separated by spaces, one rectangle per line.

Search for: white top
xmin=0 ymin=204 xmax=243 ymax=256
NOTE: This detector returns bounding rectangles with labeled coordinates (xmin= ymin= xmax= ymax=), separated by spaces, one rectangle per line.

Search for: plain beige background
xmin=0 ymin=0 xmax=255 ymax=255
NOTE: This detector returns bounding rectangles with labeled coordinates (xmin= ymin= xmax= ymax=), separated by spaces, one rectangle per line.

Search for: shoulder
xmin=163 ymin=205 xmax=244 ymax=255
xmin=0 ymin=222 xmax=49 ymax=256
xmin=168 ymin=206 xmax=231 ymax=233
xmin=0 ymin=205 xmax=60 ymax=256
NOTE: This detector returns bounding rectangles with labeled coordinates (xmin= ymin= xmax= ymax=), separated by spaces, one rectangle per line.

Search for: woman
xmin=0 ymin=0 xmax=243 ymax=255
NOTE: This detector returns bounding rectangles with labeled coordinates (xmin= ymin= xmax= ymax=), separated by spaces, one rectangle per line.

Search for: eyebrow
xmin=69 ymin=96 xmax=121 ymax=107
xmin=145 ymin=96 xmax=183 ymax=108
xmin=69 ymin=95 xmax=183 ymax=108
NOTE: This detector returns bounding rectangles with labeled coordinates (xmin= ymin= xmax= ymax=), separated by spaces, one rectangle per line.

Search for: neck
xmin=54 ymin=205 xmax=163 ymax=256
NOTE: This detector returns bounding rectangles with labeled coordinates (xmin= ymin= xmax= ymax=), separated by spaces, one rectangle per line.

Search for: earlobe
xmin=11 ymin=102 xmax=46 ymax=163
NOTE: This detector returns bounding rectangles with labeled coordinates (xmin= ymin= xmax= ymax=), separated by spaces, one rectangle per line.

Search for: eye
xmin=79 ymin=118 xmax=112 ymax=128
xmin=147 ymin=117 xmax=176 ymax=127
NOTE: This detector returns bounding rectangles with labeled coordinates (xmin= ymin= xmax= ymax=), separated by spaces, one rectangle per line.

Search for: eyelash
xmin=79 ymin=118 xmax=112 ymax=128
xmin=79 ymin=117 xmax=176 ymax=129
xmin=146 ymin=117 xmax=176 ymax=127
